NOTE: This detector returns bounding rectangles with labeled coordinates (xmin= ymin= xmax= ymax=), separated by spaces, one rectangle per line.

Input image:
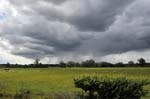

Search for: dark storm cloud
xmin=89 ymin=0 xmax=150 ymax=56
xmin=2 ymin=17 xmax=87 ymax=59
xmin=9 ymin=0 xmax=68 ymax=6
xmin=27 ymin=0 xmax=135 ymax=31
xmin=1 ymin=0 xmax=150 ymax=62
xmin=47 ymin=0 xmax=68 ymax=4
xmin=67 ymin=0 xmax=135 ymax=31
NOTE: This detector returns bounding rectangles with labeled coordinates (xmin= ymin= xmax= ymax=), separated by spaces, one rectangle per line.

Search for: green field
xmin=0 ymin=67 xmax=150 ymax=98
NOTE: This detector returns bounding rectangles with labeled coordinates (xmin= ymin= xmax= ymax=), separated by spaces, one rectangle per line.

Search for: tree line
xmin=0 ymin=58 xmax=149 ymax=68
xmin=59 ymin=58 xmax=149 ymax=67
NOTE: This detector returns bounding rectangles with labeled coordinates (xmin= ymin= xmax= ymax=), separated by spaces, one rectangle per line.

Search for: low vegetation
xmin=0 ymin=68 xmax=150 ymax=99
xmin=74 ymin=76 xmax=149 ymax=99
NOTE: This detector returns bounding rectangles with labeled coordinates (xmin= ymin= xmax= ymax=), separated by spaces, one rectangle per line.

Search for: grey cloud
xmin=66 ymin=0 xmax=135 ymax=31
xmin=9 ymin=0 xmax=67 ymax=6
xmin=1 ymin=13 xmax=88 ymax=59
xmin=46 ymin=0 xmax=68 ymax=4
xmin=89 ymin=0 xmax=150 ymax=56
xmin=1 ymin=0 xmax=150 ymax=63
xmin=22 ymin=0 xmax=135 ymax=31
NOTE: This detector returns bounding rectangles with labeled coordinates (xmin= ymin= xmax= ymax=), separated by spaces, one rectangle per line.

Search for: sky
xmin=0 ymin=0 xmax=150 ymax=64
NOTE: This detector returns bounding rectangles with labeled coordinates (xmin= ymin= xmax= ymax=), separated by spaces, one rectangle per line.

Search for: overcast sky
xmin=0 ymin=0 xmax=150 ymax=64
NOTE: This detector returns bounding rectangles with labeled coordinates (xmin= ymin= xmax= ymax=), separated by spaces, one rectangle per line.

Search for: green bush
xmin=74 ymin=76 xmax=149 ymax=99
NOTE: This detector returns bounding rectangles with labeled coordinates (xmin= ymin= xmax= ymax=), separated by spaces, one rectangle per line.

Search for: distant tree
xmin=34 ymin=59 xmax=42 ymax=67
xmin=128 ymin=61 xmax=134 ymax=66
xmin=99 ymin=62 xmax=114 ymax=67
xmin=34 ymin=59 xmax=40 ymax=65
xmin=6 ymin=62 xmax=10 ymax=68
xmin=81 ymin=59 xmax=96 ymax=67
xmin=59 ymin=61 xmax=66 ymax=67
xmin=75 ymin=62 xmax=81 ymax=67
xmin=115 ymin=62 xmax=124 ymax=67
xmin=138 ymin=58 xmax=146 ymax=66
xmin=67 ymin=61 xmax=76 ymax=67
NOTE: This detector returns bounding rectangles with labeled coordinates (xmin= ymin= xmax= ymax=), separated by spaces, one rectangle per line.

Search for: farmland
xmin=0 ymin=67 xmax=150 ymax=99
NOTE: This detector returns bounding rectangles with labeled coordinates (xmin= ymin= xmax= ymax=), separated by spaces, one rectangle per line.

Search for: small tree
xmin=67 ymin=61 xmax=76 ymax=67
xmin=34 ymin=59 xmax=40 ymax=65
xmin=81 ymin=59 xmax=96 ymax=67
xmin=138 ymin=58 xmax=146 ymax=66
xmin=33 ymin=59 xmax=43 ymax=67
xmin=100 ymin=62 xmax=114 ymax=67
xmin=128 ymin=61 xmax=134 ymax=66
xmin=6 ymin=62 xmax=10 ymax=68
xmin=59 ymin=61 xmax=66 ymax=67
xmin=115 ymin=62 xmax=124 ymax=67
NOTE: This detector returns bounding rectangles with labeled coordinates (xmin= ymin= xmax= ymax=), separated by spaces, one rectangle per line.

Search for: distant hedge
xmin=74 ymin=76 xmax=149 ymax=99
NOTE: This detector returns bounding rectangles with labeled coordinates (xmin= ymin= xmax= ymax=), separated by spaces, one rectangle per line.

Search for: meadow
xmin=0 ymin=67 xmax=150 ymax=99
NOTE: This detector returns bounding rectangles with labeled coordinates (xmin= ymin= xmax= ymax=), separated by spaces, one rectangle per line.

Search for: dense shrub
xmin=74 ymin=76 xmax=149 ymax=99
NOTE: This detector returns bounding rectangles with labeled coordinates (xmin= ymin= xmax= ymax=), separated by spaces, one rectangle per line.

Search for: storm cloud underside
xmin=0 ymin=0 xmax=150 ymax=64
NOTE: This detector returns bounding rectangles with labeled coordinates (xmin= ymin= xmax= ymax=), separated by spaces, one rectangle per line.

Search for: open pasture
xmin=0 ymin=67 xmax=150 ymax=98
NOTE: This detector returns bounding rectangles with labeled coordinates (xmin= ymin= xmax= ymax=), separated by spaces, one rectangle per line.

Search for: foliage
xmin=74 ymin=76 xmax=149 ymax=99
xmin=59 ymin=61 xmax=67 ymax=67
xmin=100 ymin=62 xmax=114 ymax=67
xmin=138 ymin=58 xmax=146 ymax=66
xmin=115 ymin=62 xmax=124 ymax=67
xmin=128 ymin=61 xmax=134 ymax=66
xmin=81 ymin=59 xmax=96 ymax=67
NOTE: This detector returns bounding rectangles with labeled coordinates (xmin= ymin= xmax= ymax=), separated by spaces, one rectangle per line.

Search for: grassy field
xmin=0 ymin=67 xmax=150 ymax=98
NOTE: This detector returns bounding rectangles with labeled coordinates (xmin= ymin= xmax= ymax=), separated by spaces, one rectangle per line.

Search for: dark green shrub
xmin=74 ymin=76 xmax=99 ymax=99
xmin=74 ymin=76 xmax=149 ymax=99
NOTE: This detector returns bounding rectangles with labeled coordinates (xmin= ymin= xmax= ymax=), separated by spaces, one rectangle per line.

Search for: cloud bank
xmin=0 ymin=0 xmax=150 ymax=64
